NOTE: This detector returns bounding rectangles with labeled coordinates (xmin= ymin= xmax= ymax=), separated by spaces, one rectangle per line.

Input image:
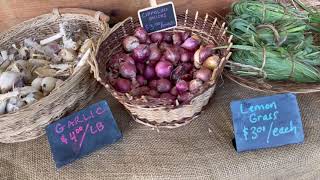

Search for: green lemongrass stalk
xmin=292 ymin=0 xmax=320 ymax=23
xmin=232 ymin=0 xmax=308 ymax=23
xmin=230 ymin=45 xmax=320 ymax=82
xmin=227 ymin=0 xmax=320 ymax=83
xmin=229 ymin=18 xmax=307 ymax=46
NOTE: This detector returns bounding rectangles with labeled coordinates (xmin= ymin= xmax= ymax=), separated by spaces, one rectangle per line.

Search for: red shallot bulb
xmin=195 ymin=68 xmax=212 ymax=82
xmin=171 ymin=63 xmax=192 ymax=81
xmin=180 ymin=50 xmax=192 ymax=62
xmin=159 ymin=42 xmax=172 ymax=51
xmin=150 ymin=32 xmax=164 ymax=43
xmin=178 ymin=92 xmax=193 ymax=103
xmin=144 ymin=65 xmax=156 ymax=80
xmin=119 ymin=62 xmax=137 ymax=79
xmin=181 ymin=35 xmax=201 ymax=51
xmin=116 ymin=78 xmax=132 ymax=93
xmin=163 ymin=32 xmax=173 ymax=43
xmin=164 ymin=48 xmax=180 ymax=65
xmin=170 ymin=87 xmax=178 ymax=96
xmin=149 ymin=79 xmax=158 ymax=89
xmin=189 ymin=79 xmax=203 ymax=93
xmin=108 ymin=53 xmax=126 ymax=70
xmin=172 ymin=32 xmax=183 ymax=45
xmin=146 ymin=37 xmax=152 ymax=44
xmin=181 ymin=31 xmax=191 ymax=41
xmin=182 ymin=63 xmax=193 ymax=72
xmin=149 ymin=89 xmax=160 ymax=98
xmin=181 ymin=74 xmax=193 ymax=81
xmin=155 ymin=61 xmax=173 ymax=78
xmin=203 ymin=55 xmax=220 ymax=70
xmin=148 ymin=46 xmax=161 ymax=64
xmin=160 ymin=93 xmax=176 ymax=101
xmin=134 ymin=27 xmax=148 ymax=43
xmin=137 ymin=75 xmax=147 ymax=86
xmin=125 ymin=55 xmax=135 ymax=65
xmin=123 ymin=36 xmax=140 ymax=52
xmin=132 ymin=44 xmax=150 ymax=62
xmin=159 ymin=55 xmax=167 ymax=62
xmin=157 ymin=79 xmax=172 ymax=93
xmin=175 ymin=80 xmax=189 ymax=94
xmin=130 ymin=86 xmax=150 ymax=97
xmin=200 ymin=45 xmax=215 ymax=62
xmin=136 ymin=62 xmax=145 ymax=75
xmin=149 ymin=43 xmax=158 ymax=49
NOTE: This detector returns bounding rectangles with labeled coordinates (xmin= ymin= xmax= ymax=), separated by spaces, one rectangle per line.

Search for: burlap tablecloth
xmin=1 ymin=79 xmax=320 ymax=180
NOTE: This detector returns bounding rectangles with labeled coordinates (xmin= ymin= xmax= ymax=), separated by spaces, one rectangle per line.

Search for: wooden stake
xmin=149 ymin=0 xmax=157 ymax=7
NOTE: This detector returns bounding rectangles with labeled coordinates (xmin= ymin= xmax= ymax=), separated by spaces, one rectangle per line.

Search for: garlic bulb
xmin=8 ymin=60 xmax=33 ymax=83
xmin=0 ymin=100 xmax=7 ymax=115
xmin=59 ymin=49 xmax=76 ymax=62
xmin=0 ymin=71 xmax=23 ymax=93
xmin=33 ymin=66 xmax=57 ymax=78
xmin=18 ymin=47 xmax=29 ymax=60
xmin=63 ymin=38 xmax=79 ymax=50
xmin=29 ymin=59 xmax=50 ymax=67
xmin=41 ymin=77 xmax=57 ymax=95
xmin=31 ymin=78 xmax=43 ymax=91
xmin=23 ymin=92 xmax=43 ymax=104
xmin=6 ymin=97 xmax=26 ymax=113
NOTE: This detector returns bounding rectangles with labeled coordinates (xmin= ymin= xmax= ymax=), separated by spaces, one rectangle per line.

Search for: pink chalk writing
xmin=66 ymin=105 xmax=106 ymax=129
xmin=59 ymin=121 xmax=105 ymax=148
xmin=60 ymin=135 xmax=68 ymax=144
xmin=54 ymin=105 xmax=107 ymax=134
xmin=55 ymin=123 xmax=65 ymax=134
xmin=90 ymin=122 xmax=104 ymax=135
xmin=54 ymin=103 xmax=108 ymax=150
xmin=79 ymin=124 xmax=90 ymax=149
xmin=96 ymin=106 xmax=106 ymax=115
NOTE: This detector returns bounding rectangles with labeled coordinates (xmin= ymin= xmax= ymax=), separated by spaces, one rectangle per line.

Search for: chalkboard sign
xmin=230 ymin=93 xmax=304 ymax=152
xmin=46 ymin=101 xmax=122 ymax=168
xmin=138 ymin=2 xmax=177 ymax=33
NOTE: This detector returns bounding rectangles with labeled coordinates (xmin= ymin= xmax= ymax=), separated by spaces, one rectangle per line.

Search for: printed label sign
xmin=138 ymin=2 xmax=177 ymax=33
xmin=46 ymin=101 xmax=122 ymax=168
xmin=230 ymin=93 xmax=304 ymax=152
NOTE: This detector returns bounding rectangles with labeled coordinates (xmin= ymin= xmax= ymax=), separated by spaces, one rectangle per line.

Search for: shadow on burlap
xmin=1 ymin=79 xmax=320 ymax=180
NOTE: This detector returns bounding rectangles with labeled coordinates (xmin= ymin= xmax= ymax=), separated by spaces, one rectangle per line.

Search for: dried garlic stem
xmin=40 ymin=33 xmax=63 ymax=45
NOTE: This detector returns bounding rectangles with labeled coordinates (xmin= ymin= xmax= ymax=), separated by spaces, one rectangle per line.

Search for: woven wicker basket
xmin=224 ymin=0 xmax=320 ymax=94
xmin=90 ymin=10 xmax=233 ymax=128
xmin=0 ymin=8 xmax=109 ymax=143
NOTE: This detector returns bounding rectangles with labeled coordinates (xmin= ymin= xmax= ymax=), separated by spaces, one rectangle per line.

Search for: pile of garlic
xmin=0 ymin=22 xmax=92 ymax=115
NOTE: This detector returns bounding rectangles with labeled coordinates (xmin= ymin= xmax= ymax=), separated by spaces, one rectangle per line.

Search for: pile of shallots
xmin=106 ymin=27 xmax=221 ymax=106
xmin=0 ymin=22 xmax=92 ymax=115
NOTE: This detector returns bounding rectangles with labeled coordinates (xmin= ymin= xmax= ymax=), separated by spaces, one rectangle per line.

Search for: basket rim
xmin=224 ymin=71 xmax=320 ymax=94
xmin=91 ymin=12 xmax=233 ymax=110
xmin=0 ymin=7 xmax=110 ymax=38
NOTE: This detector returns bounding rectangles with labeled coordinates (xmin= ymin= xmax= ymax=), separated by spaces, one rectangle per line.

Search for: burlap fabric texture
xmin=1 ymin=78 xmax=320 ymax=180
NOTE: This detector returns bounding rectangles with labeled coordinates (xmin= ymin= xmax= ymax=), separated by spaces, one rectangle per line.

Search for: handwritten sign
xmin=230 ymin=93 xmax=304 ymax=152
xmin=46 ymin=101 xmax=122 ymax=168
xmin=138 ymin=2 xmax=177 ymax=33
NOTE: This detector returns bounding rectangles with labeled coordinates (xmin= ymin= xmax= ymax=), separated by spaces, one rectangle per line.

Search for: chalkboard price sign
xmin=230 ymin=93 xmax=304 ymax=152
xmin=138 ymin=2 xmax=177 ymax=33
xmin=46 ymin=101 xmax=122 ymax=168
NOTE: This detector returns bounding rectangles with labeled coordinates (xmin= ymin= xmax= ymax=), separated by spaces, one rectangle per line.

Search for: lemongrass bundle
xmin=228 ymin=0 xmax=320 ymax=83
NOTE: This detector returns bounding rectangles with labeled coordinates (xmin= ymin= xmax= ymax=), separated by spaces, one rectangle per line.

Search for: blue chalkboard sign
xmin=46 ymin=100 xmax=122 ymax=168
xmin=138 ymin=2 xmax=177 ymax=33
xmin=230 ymin=93 xmax=304 ymax=152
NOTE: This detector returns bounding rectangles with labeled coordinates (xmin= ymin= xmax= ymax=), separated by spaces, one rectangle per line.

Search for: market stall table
xmin=1 ymin=79 xmax=320 ymax=179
